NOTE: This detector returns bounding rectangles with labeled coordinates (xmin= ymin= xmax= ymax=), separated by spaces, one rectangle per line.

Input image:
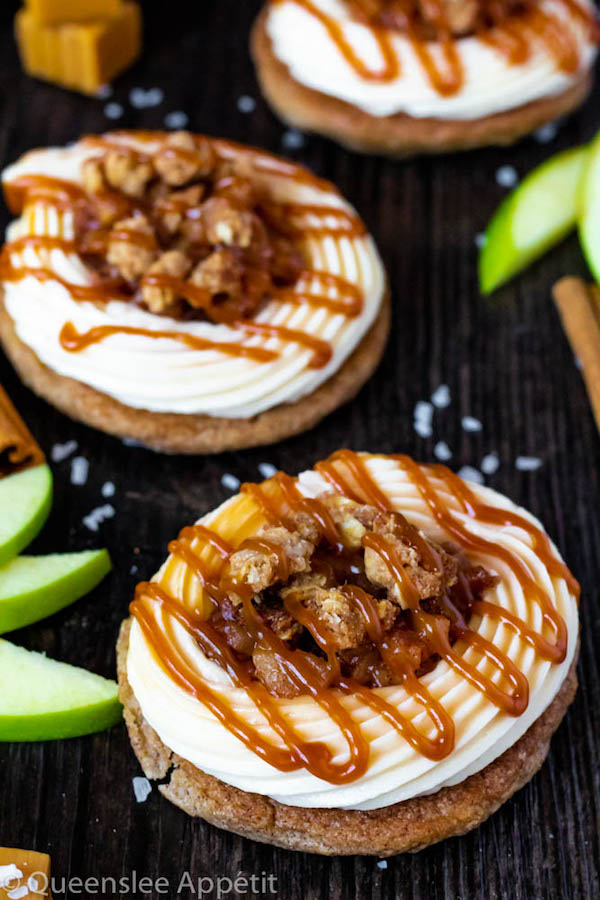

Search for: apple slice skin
xmin=579 ymin=130 xmax=600 ymax=283
xmin=0 ymin=638 xmax=122 ymax=741
xmin=0 ymin=464 xmax=53 ymax=567
xmin=479 ymin=145 xmax=589 ymax=295
xmin=0 ymin=549 xmax=112 ymax=634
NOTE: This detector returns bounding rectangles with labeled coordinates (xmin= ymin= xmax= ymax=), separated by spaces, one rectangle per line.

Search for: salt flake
xmin=496 ymin=165 xmax=518 ymax=188
xmin=51 ymin=440 xmax=78 ymax=462
xmin=237 ymin=95 xmax=256 ymax=114
xmin=104 ymin=102 xmax=124 ymax=120
xmin=414 ymin=421 xmax=433 ymax=438
xmin=96 ymin=84 xmax=113 ymax=99
xmin=70 ymin=456 xmax=89 ymax=486
xmin=133 ymin=776 xmax=152 ymax=803
xmin=474 ymin=232 xmax=487 ymax=249
xmin=221 ymin=473 xmax=240 ymax=491
xmin=458 ymin=466 xmax=484 ymax=485
xmin=433 ymin=441 xmax=452 ymax=462
xmin=431 ymin=385 xmax=451 ymax=408
xmin=462 ymin=416 xmax=483 ymax=433
xmin=8 ymin=887 xmax=28 ymax=900
xmin=515 ymin=456 xmax=543 ymax=471
xmin=534 ymin=122 xmax=559 ymax=144
xmin=481 ymin=453 xmax=499 ymax=475
xmin=129 ymin=87 xmax=163 ymax=108
xmin=164 ymin=110 xmax=189 ymax=129
xmin=258 ymin=462 xmax=277 ymax=479
xmin=376 ymin=860 xmax=388 ymax=869
xmin=282 ymin=129 xmax=306 ymax=150
xmin=0 ymin=866 xmax=23 ymax=888
xmin=101 ymin=481 xmax=116 ymax=498
xmin=83 ymin=504 xmax=115 ymax=532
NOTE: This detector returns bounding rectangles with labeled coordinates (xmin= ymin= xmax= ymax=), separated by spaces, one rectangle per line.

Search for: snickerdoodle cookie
xmin=0 ymin=132 xmax=389 ymax=453
xmin=118 ymin=450 xmax=580 ymax=854
xmin=251 ymin=0 xmax=598 ymax=158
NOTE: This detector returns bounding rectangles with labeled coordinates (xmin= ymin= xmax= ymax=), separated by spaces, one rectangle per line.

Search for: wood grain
xmin=0 ymin=1 xmax=598 ymax=897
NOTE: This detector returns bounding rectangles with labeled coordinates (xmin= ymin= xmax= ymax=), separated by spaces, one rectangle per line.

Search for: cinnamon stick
xmin=553 ymin=277 xmax=600 ymax=434
xmin=0 ymin=384 xmax=45 ymax=476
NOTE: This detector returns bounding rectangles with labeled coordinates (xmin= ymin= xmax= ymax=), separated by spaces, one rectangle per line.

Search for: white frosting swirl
xmin=1 ymin=134 xmax=385 ymax=418
xmin=127 ymin=455 xmax=579 ymax=810
xmin=265 ymin=0 xmax=597 ymax=120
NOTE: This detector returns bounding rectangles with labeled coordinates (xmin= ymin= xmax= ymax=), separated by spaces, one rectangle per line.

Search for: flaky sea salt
xmin=83 ymin=504 xmax=115 ymax=532
xmin=130 ymin=564 xmax=138 ymax=576
xmin=70 ymin=456 xmax=89 ymax=486
xmin=96 ymin=84 xmax=113 ymax=99
xmin=27 ymin=876 xmax=40 ymax=893
xmin=496 ymin=165 xmax=518 ymax=188
xmin=282 ymin=129 xmax=306 ymax=150
xmin=104 ymin=102 xmax=124 ymax=120
xmin=258 ymin=462 xmax=277 ymax=479
xmin=7 ymin=886 xmax=28 ymax=900
xmin=237 ymin=95 xmax=256 ymax=113
xmin=515 ymin=456 xmax=543 ymax=471
xmin=431 ymin=384 xmax=451 ymax=408
xmin=376 ymin=860 xmax=388 ymax=869
xmin=458 ymin=466 xmax=484 ymax=485
xmin=414 ymin=400 xmax=434 ymax=437
xmin=129 ymin=87 xmax=163 ymax=108
xmin=164 ymin=110 xmax=189 ymax=129
xmin=481 ymin=453 xmax=500 ymax=475
xmin=474 ymin=232 xmax=487 ymax=249
xmin=535 ymin=121 xmax=559 ymax=144
xmin=133 ymin=776 xmax=152 ymax=803
xmin=462 ymin=416 xmax=482 ymax=432
xmin=0 ymin=866 xmax=23 ymax=888
xmin=221 ymin=473 xmax=241 ymax=491
xmin=433 ymin=441 xmax=452 ymax=461
xmin=101 ymin=481 xmax=116 ymax=498
xmin=51 ymin=440 xmax=78 ymax=462
xmin=414 ymin=421 xmax=433 ymax=438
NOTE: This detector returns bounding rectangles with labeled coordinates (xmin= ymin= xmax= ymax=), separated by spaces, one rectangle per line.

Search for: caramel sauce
xmin=58 ymin=321 xmax=279 ymax=365
xmin=272 ymin=0 xmax=598 ymax=97
xmin=131 ymin=451 xmax=574 ymax=783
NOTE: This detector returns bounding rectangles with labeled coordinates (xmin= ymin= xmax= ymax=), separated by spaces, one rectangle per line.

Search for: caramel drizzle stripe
xmin=271 ymin=0 xmax=596 ymax=97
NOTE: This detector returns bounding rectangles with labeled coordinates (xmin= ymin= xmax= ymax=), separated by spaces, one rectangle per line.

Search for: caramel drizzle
xmin=57 ymin=321 xmax=279 ymax=365
xmin=273 ymin=0 xmax=598 ymax=97
xmin=130 ymin=451 xmax=574 ymax=782
xmin=0 ymin=385 xmax=45 ymax=476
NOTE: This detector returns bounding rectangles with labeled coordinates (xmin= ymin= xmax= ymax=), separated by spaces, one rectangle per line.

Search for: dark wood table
xmin=0 ymin=2 xmax=598 ymax=897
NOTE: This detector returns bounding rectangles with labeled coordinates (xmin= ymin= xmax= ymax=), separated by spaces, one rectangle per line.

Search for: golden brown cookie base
xmin=117 ymin=617 xmax=578 ymax=856
xmin=0 ymin=290 xmax=390 ymax=454
xmin=251 ymin=10 xmax=593 ymax=158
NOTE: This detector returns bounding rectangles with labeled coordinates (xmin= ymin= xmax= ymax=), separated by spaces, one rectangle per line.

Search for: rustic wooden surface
xmin=0 ymin=2 xmax=599 ymax=898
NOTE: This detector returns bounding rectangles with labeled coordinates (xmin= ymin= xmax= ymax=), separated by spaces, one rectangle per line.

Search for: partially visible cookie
xmin=252 ymin=1 xmax=597 ymax=157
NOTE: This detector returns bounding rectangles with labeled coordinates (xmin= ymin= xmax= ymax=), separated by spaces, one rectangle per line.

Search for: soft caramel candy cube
xmin=15 ymin=2 xmax=141 ymax=96
xmin=0 ymin=847 xmax=51 ymax=898
xmin=26 ymin=0 xmax=121 ymax=26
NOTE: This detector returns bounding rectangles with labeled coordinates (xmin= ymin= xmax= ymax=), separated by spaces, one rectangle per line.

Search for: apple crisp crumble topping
xmin=75 ymin=132 xmax=305 ymax=323
xmin=209 ymin=493 xmax=497 ymax=698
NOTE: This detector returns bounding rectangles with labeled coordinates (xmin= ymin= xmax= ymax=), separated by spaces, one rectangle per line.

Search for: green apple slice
xmin=579 ymin=130 xmax=600 ymax=282
xmin=479 ymin=145 xmax=589 ymax=294
xmin=0 ymin=464 xmax=53 ymax=567
xmin=0 ymin=638 xmax=122 ymax=741
xmin=0 ymin=549 xmax=111 ymax=634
